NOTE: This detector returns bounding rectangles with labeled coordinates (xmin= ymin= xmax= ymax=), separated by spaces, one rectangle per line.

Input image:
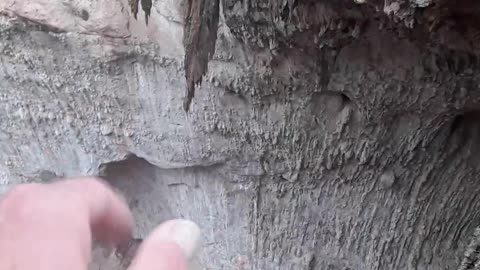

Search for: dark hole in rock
xmin=449 ymin=110 xmax=480 ymax=137
xmin=449 ymin=114 xmax=465 ymax=136
xmin=311 ymin=91 xmax=353 ymax=116
xmin=443 ymin=109 xmax=480 ymax=158
xmin=37 ymin=170 xmax=59 ymax=182
xmin=340 ymin=92 xmax=352 ymax=104
xmin=81 ymin=9 xmax=90 ymax=21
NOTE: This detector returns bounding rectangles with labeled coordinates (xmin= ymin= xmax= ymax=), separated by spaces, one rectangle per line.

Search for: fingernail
xmin=169 ymin=220 xmax=201 ymax=259
xmin=149 ymin=219 xmax=201 ymax=260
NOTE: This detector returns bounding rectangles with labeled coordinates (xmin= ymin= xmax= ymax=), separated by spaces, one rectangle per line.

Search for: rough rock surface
xmin=2 ymin=0 xmax=480 ymax=269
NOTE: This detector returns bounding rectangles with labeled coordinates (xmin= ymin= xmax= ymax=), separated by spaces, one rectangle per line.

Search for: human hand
xmin=0 ymin=177 xmax=200 ymax=270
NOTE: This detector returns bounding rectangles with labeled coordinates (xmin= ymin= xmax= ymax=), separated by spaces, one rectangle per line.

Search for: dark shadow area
xmin=446 ymin=110 xmax=480 ymax=153
xmin=80 ymin=9 xmax=89 ymax=21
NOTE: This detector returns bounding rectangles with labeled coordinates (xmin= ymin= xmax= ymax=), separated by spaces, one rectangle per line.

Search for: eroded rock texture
xmin=2 ymin=0 xmax=480 ymax=269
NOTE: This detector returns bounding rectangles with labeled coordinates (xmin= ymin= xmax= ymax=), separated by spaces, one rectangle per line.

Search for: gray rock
xmin=100 ymin=124 xmax=113 ymax=136
xmin=2 ymin=0 xmax=480 ymax=269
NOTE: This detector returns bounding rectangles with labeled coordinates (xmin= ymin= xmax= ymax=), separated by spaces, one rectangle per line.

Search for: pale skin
xmin=0 ymin=177 xmax=197 ymax=270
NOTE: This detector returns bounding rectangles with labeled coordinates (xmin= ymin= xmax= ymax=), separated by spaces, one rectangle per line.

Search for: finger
xmin=128 ymin=219 xmax=200 ymax=270
xmin=0 ymin=178 xmax=134 ymax=270
xmin=50 ymin=177 xmax=134 ymax=246
xmin=0 ymin=183 xmax=92 ymax=270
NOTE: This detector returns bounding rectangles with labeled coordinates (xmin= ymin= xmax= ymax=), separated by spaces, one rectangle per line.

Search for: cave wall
xmin=1 ymin=0 xmax=480 ymax=269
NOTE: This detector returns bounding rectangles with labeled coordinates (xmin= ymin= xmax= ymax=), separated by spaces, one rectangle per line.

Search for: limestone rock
xmin=2 ymin=0 xmax=480 ymax=269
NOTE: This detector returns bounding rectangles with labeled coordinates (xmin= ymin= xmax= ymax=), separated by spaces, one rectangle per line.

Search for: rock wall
xmin=2 ymin=0 xmax=480 ymax=269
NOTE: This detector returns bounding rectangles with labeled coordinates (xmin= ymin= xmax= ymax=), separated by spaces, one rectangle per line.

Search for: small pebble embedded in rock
xmin=100 ymin=124 xmax=113 ymax=136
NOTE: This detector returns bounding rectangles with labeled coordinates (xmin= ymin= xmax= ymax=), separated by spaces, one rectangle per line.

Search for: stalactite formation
xmin=182 ymin=0 xmax=220 ymax=111
xmin=128 ymin=0 xmax=152 ymax=25
xmin=140 ymin=0 xmax=152 ymax=25
xmin=128 ymin=0 xmax=139 ymax=20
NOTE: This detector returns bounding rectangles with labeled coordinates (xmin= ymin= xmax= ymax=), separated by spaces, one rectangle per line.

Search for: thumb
xmin=128 ymin=219 xmax=201 ymax=270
